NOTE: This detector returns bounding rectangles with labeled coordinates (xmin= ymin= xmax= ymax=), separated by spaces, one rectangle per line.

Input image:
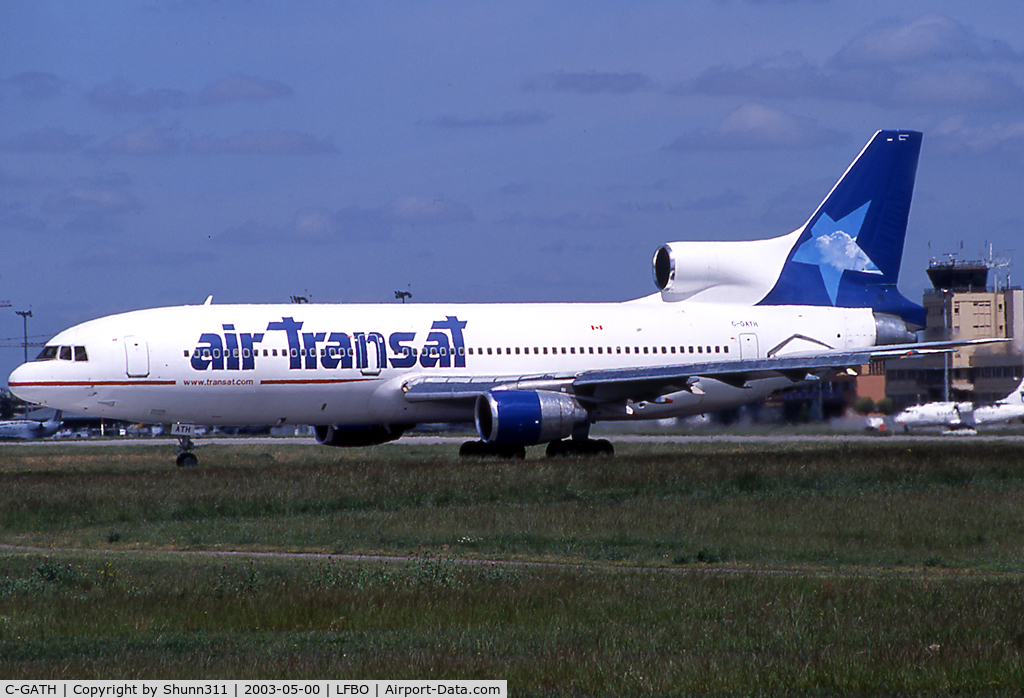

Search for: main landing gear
xmin=457 ymin=438 xmax=615 ymax=459
xmin=458 ymin=441 xmax=527 ymax=459
xmin=545 ymin=438 xmax=614 ymax=457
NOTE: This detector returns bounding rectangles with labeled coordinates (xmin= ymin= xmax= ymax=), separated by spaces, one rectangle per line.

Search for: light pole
xmin=15 ymin=310 xmax=32 ymax=363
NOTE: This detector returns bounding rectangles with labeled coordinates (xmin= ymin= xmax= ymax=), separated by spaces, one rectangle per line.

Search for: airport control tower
xmin=884 ymin=253 xmax=1023 ymax=408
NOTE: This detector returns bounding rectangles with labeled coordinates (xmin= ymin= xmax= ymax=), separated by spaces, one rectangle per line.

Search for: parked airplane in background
xmin=893 ymin=376 xmax=1024 ymax=432
xmin=9 ymin=130 xmax=993 ymax=465
xmin=0 ymin=410 xmax=61 ymax=440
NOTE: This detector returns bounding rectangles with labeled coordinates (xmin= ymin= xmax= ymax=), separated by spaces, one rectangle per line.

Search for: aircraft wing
xmin=403 ymin=338 xmax=1004 ymax=405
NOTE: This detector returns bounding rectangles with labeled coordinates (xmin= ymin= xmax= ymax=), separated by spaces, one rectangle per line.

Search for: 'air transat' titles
xmin=189 ymin=316 xmax=467 ymax=372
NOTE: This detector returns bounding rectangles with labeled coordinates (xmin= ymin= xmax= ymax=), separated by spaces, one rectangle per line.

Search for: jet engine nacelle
xmin=475 ymin=390 xmax=589 ymax=445
xmin=314 ymin=423 xmax=408 ymax=447
xmin=652 ymin=231 xmax=802 ymax=304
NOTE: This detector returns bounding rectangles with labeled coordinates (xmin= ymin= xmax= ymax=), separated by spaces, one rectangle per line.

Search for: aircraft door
xmin=739 ymin=333 xmax=758 ymax=360
xmin=124 ymin=336 xmax=150 ymax=377
xmin=358 ymin=332 xmax=385 ymax=376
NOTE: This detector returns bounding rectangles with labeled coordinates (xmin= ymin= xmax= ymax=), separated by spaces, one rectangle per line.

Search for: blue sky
xmin=3 ymin=1 xmax=1024 ymax=384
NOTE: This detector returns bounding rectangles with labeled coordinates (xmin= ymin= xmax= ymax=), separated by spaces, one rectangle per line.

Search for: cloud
xmin=87 ymin=79 xmax=191 ymax=113
xmin=215 ymin=196 xmax=472 ymax=246
xmin=3 ymin=72 xmax=64 ymax=100
xmin=501 ymin=210 xmax=624 ymax=230
xmin=0 ymin=127 xmax=89 ymax=153
xmin=664 ymin=104 xmax=846 ymax=151
xmin=684 ymin=15 xmax=1024 ymax=110
xmin=525 ymin=70 xmax=652 ymax=94
xmin=99 ymin=124 xmax=181 ymax=155
xmin=684 ymin=189 xmax=748 ymax=212
xmin=87 ymin=74 xmax=295 ymax=113
xmin=43 ymin=187 xmax=140 ymax=215
xmin=197 ymin=74 xmax=294 ymax=105
xmin=386 ymin=196 xmax=474 ymax=225
xmin=429 ymin=110 xmax=549 ymax=129
xmin=187 ymin=130 xmax=337 ymax=155
xmin=688 ymin=52 xmax=831 ymax=99
xmin=930 ymin=120 xmax=1024 ymax=160
xmin=831 ymin=14 xmax=1021 ymax=68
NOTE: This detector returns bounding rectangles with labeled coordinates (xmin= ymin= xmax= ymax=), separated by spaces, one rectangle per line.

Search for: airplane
xmin=0 ymin=409 xmax=62 ymax=440
xmin=8 ymin=130 xmax=998 ymax=465
xmin=893 ymin=375 xmax=1024 ymax=432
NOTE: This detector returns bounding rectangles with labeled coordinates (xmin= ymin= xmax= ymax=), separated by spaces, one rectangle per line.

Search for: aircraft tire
xmin=459 ymin=441 xmax=526 ymax=459
xmin=545 ymin=439 xmax=614 ymax=457
xmin=176 ymin=452 xmax=199 ymax=468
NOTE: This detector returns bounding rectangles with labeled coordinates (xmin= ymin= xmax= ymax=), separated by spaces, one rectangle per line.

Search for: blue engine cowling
xmin=475 ymin=390 xmax=589 ymax=445
xmin=314 ymin=424 xmax=409 ymax=447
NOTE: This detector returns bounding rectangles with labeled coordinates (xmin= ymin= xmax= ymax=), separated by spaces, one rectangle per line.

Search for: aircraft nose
xmin=9 ymin=361 xmax=44 ymax=403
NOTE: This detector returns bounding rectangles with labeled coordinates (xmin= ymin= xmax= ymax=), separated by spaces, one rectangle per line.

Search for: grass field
xmin=2 ymin=437 xmax=1024 ymax=693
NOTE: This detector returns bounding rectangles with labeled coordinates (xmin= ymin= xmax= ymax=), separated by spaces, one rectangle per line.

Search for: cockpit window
xmin=33 ymin=345 xmax=88 ymax=362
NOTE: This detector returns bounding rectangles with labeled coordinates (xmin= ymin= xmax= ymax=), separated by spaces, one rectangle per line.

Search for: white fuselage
xmin=10 ymin=297 xmax=877 ymax=428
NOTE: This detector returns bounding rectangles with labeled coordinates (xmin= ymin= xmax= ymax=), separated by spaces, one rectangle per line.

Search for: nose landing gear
xmin=172 ymin=423 xmax=199 ymax=467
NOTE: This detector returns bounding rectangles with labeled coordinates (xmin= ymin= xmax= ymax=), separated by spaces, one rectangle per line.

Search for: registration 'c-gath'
xmin=9 ymin=130 xmax=987 ymax=464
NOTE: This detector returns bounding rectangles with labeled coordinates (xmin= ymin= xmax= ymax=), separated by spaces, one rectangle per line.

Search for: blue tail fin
xmin=757 ymin=130 xmax=925 ymax=328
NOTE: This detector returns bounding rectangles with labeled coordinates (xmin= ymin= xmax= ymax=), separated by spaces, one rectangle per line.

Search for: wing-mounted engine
xmin=475 ymin=390 xmax=589 ymax=445
xmin=652 ymin=230 xmax=802 ymax=304
xmin=314 ymin=423 xmax=409 ymax=447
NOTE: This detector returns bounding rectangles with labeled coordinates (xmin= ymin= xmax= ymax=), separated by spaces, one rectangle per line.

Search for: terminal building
xmin=882 ymin=256 xmax=1024 ymax=410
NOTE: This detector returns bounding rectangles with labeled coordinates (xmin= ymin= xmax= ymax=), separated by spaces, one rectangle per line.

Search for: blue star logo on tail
xmin=791 ymin=201 xmax=881 ymax=304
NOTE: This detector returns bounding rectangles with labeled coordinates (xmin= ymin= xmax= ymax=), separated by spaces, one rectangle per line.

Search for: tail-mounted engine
xmin=652 ymin=232 xmax=803 ymax=304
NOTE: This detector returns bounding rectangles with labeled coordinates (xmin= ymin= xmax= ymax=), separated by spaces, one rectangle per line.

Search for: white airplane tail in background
xmin=996 ymin=376 xmax=1024 ymax=405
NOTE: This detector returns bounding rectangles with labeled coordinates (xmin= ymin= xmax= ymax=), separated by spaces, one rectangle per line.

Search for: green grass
xmin=2 ymin=439 xmax=1024 ymax=692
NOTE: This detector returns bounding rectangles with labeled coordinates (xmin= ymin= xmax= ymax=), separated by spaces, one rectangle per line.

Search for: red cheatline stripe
xmin=259 ymin=378 xmax=379 ymax=385
xmin=10 ymin=380 xmax=176 ymax=387
xmin=10 ymin=377 xmax=381 ymax=388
